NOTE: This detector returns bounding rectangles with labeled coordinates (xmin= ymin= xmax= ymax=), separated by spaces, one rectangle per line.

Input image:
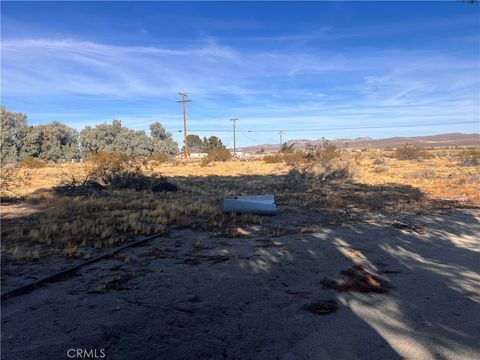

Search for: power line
xmin=175 ymin=120 xmax=478 ymax=133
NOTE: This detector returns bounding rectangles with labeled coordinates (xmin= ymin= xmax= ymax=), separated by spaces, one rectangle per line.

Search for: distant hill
xmin=236 ymin=133 xmax=480 ymax=153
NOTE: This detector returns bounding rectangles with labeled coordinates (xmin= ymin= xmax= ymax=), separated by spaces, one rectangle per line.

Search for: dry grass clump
xmin=263 ymin=151 xmax=305 ymax=165
xmin=149 ymin=153 xmax=171 ymax=165
xmin=90 ymin=273 xmax=134 ymax=294
xmin=304 ymin=140 xmax=340 ymax=167
xmin=264 ymin=139 xmax=346 ymax=177
xmin=2 ymin=147 xmax=479 ymax=263
xmin=21 ymin=157 xmax=47 ymax=169
xmin=56 ymin=152 xmax=177 ymax=193
xmin=458 ymin=148 xmax=480 ymax=167
xmin=459 ymin=173 xmax=480 ymax=185
xmin=299 ymin=160 xmax=355 ymax=181
xmin=0 ymin=164 xmax=31 ymax=199
xmin=7 ymin=245 xmax=40 ymax=261
xmin=372 ymin=157 xmax=386 ymax=165
xmin=291 ymin=148 xmax=355 ymax=182
xmin=263 ymin=153 xmax=284 ymax=164
xmin=410 ymin=168 xmax=437 ymax=180
xmin=372 ymin=165 xmax=387 ymax=173
xmin=395 ymin=144 xmax=431 ymax=161
xmin=201 ymin=148 xmax=232 ymax=166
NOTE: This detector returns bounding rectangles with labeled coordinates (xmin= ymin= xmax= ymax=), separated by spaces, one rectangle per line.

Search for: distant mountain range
xmin=235 ymin=133 xmax=480 ymax=153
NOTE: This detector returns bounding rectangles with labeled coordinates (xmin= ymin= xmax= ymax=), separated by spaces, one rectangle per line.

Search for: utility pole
xmin=230 ymin=118 xmax=238 ymax=155
xmin=177 ymin=92 xmax=191 ymax=159
xmin=278 ymin=130 xmax=283 ymax=149
xmin=43 ymin=131 xmax=49 ymax=162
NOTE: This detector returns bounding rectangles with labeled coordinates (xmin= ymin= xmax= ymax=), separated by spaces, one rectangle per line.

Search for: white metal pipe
xmin=222 ymin=198 xmax=277 ymax=215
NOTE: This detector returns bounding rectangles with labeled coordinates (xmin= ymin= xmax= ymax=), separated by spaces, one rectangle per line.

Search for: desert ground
xmin=1 ymin=149 xmax=480 ymax=359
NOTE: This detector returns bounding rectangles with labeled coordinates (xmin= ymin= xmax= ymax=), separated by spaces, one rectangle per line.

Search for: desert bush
xmin=372 ymin=157 xmax=386 ymax=165
xmin=0 ymin=164 xmax=31 ymax=197
xmin=206 ymin=148 xmax=231 ymax=162
xmin=280 ymin=142 xmax=295 ymax=153
xmin=325 ymin=161 xmax=356 ymax=180
xmin=293 ymin=159 xmax=355 ymax=181
xmin=200 ymin=156 xmax=211 ymax=167
xmin=372 ymin=165 xmax=387 ymax=173
xmin=200 ymin=148 xmax=231 ymax=166
xmin=465 ymin=173 xmax=480 ymax=184
xmin=282 ymin=151 xmax=306 ymax=166
xmin=458 ymin=148 xmax=480 ymax=167
xmin=263 ymin=153 xmax=284 ymax=163
xmin=21 ymin=156 xmax=47 ymax=168
xmin=57 ymin=151 xmax=176 ymax=193
xmin=86 ymin=152 xmax=130 ymax=184
xmin=395 ymin=144 xmax=430 ymax=160
xmin=150 ymin=153 xmax=171 ymax=164
xmin=304 ymin=139 xmax=340 ymax=168
xmin=412 ymin=168 xmax=437 ymax=179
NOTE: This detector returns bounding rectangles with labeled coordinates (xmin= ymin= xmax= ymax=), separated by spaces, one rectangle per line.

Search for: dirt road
xmin=2 ymin=210 xmax=479 ymax=360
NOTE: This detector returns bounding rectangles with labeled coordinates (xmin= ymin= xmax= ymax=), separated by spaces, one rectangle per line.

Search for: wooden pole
xmin=177 ymin=93 xmax=191 ymax=159
xmin=230 ymin=118 xmax=238 ymax=155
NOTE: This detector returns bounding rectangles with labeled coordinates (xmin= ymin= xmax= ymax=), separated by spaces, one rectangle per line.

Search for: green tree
xmin=80 ymin=119 xmax=178 ymax=157
xmin=37 ymin=121 xmax=79 ymax=161
xmin=202 ymin=136 xmax=227 ymax=152
xmin=186 ymin=134 xmax=203 ymax=153
xmin=150 ymin=122 xmax=178 ymax=155
xmin=0 ymin=107 xmax=28 ymax=163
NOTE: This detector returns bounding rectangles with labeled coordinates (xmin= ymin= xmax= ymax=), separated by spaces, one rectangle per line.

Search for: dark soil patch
xmin=303 ymin=300 xmax=338 ymax=315
xmin=321 ymin=265 xmax=392 ymax=294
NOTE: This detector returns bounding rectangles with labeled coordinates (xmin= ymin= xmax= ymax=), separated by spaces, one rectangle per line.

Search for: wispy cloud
xmin=1 ymin=34 xmax=478 ymax=144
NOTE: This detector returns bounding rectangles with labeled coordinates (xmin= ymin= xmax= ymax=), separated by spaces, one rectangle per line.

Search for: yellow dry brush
xmin=1 ymin=148 xmax=479 ymax=261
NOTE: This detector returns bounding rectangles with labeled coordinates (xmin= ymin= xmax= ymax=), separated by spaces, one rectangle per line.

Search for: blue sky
xmin=1 ymin=1 xmax=479 ymax=147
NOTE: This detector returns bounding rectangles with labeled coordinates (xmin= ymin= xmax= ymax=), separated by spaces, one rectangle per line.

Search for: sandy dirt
xmin=1 ymin=210 xmax=479 ymax=360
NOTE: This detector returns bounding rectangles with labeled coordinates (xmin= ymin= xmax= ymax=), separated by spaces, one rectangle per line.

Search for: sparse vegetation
xmin=372 ymin=165 xmax=387 ymax=173
xmin=1 ymin=147 xmax=479 ymax=263
xmin=372 ymin=157 xmax=386 ymax=165
xmin=458 ymin=148 xmax=480 ymax=167
xmin=304 ymin=139 xmax=340 ymax=167
xmin=263 ymin=153 xmax=284 ymax=163
xmin=21 ymin=157 xmax=47 ymax=169
xmin=205 ymin=148 xmax=232 ymax=162
xmin=411 ymin=168 xmax=437 ymax=180
xmin=0 ymin=164 xmax=31 ymax=198
xmin=395 ymin=144 xmax=430 ymax=161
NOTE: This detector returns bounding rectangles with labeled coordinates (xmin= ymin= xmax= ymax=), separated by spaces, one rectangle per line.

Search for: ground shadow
xmin=1 ymin=173 xmax=479 ymax=359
